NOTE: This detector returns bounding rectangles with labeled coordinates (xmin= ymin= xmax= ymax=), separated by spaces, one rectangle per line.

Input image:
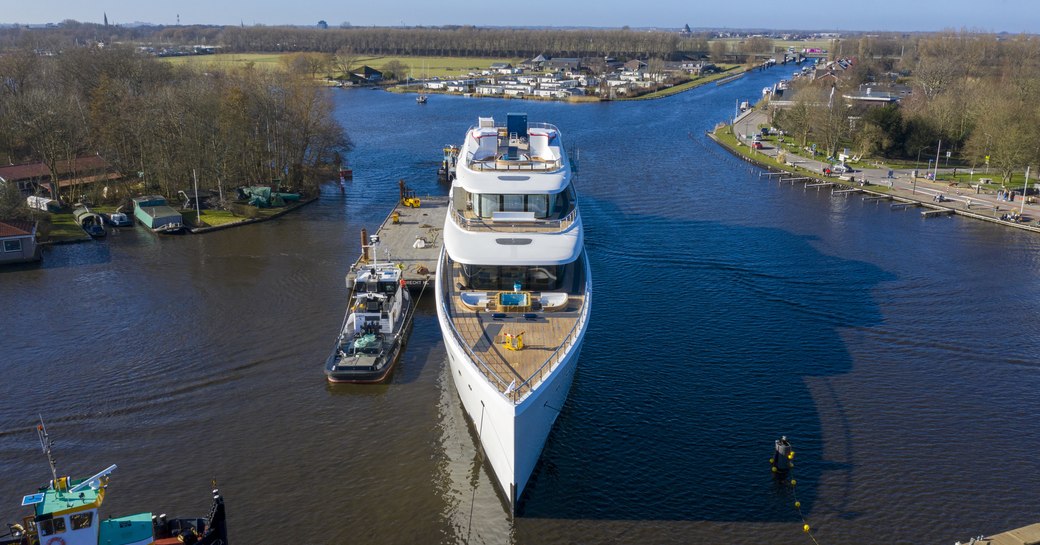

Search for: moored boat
xmin=1 ymin=419 xmax=227 ymax=545
xmin=104 ymin=211 xmax=133 ymax=227
xmin=435 ymin=114 xmax=591 ymax=511
xmin=132 ymin=195 xmax=184 ymax=234
xmin=73 ymin=207 xmax=106 ymax=238
xmin=325 ymin=237 xmax=416 ymax=383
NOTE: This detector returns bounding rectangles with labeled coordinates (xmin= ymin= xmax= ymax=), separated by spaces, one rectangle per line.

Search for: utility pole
xmin=1021 ymin=166 xmax=1030 ymax=217
xmin=933 ymin=140 xmax=942 ymax=181
xmin=192 ymin=169 xmax=201 ymax=225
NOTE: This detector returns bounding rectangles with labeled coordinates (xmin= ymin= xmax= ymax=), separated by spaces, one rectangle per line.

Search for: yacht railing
xmin=449 ymin=206 xmax=577 ymax=233
xmin=465 ymin=151 xmax=562 ymax=172
xmin=440 ymin=252 xmax=591 ymax=404
xmin=439 ymin=255 xmax=515 ymax=394
xmin=510 ymin=254 xmax=590 ymax=403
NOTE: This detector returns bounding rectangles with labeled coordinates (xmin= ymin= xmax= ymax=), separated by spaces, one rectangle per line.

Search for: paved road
xmin=733 ymin=109 xmax=1037 ymax=225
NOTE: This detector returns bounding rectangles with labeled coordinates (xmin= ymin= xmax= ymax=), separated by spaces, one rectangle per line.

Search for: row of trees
xmin=0 ymin=45 xmax=351 ymax=204
xmin=772 ymin=32 xmax=1040 ymax=183
xmin=0 ymin=24 xmax=715 ymax=61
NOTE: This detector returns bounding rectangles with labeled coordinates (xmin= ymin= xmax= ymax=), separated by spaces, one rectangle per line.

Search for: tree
xmin=334 ymin=46 xmax=359 ymax=79
xmin=380 ymin=60 xmax=409 ymax=81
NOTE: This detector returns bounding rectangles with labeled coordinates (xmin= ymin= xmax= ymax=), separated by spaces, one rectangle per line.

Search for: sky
xmin=3 ymin=0 xmax=1039 ymax=33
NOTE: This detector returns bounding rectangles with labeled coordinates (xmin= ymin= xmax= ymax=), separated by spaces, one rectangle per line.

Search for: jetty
xmin=353 ymin=184 xmax=446 ymax=291
xmin=958 ymin=522 xmax=1040 ymax=545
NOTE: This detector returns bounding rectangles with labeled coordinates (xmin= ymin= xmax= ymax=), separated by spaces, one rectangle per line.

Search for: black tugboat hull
xmin=324 ymin=339 xmax=403 ymax=383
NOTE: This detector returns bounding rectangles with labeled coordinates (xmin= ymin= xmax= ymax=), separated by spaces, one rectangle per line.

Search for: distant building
xmin=317 ymin=20 xmax=328 ymax=29
xmin=351 ymin=66 xmax=383 ymax=82
xmin=0 ymin=155 xmax=119 ymax=196
xmin=0 ymin=220 xmax=40 ymax=265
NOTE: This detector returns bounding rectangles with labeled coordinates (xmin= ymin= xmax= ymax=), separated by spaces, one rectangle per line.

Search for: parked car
xmin=752 ymin=141 xmax=764 ymax=150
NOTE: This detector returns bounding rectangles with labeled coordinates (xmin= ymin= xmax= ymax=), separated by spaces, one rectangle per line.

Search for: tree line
xmin=0 ymin=44 xmax=351 ymax=207
xmin=772 ymin=31 xmax=1040 ymax=183
xmin=0 ymin=23 xmax=712 ymax=61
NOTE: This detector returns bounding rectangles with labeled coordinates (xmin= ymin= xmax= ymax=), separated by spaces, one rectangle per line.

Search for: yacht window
xmin=528 ymin=194 xmax=548 ymax=218
xmin=479 ymin=194 xmax=498 ymax=218
xmin=71 ymin=513 xmax=93 ymax=530
xmin=503 ymin=194 xmax=525 ymax=212
xmin=460 ymin=264 xmax=564 ymax=291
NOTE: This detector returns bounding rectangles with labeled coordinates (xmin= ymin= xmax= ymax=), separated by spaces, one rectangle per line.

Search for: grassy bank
xmin=617 ymin=66 xmax=744 ymax=101
xmin=164 ymin=53 xmax=520 ymax=79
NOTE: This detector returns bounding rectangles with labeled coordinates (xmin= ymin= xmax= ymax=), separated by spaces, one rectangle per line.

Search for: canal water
xmin=2 ymin=68 xmax=1039 ymax=544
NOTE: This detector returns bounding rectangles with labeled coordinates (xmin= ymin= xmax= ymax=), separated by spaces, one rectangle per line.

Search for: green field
xmin=163 ymin=53 xmax=292 ymax=69
xmin=165 ymin=53 xmax=520 ymax=78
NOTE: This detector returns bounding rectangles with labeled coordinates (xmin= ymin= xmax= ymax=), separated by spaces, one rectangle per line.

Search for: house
xmin=446 ymin=81 xmax=471 ymax=93
xmin=0 ymin=220 xmax=40 ymax=265
xmin=0 ymin=155 xmax=119 ymax=196
xmin=623 ymin=59 xmax=647 ymax=73
xmin=351 ymin=66 xmax=383 ymax=82
xmin=520 ymin=54 xmax=548 ymax=71
xmin=476 ymin=84 xmax=504 ymax=95
xmin=503 ymin=84 xmax=533 ymax=97
xmin=489 ymin=62 xmax=514 ymax=74
xmin=545 ymin=57 xmax=581 ymax=72
xmin=0 ymin=162 xmax=51 ymax=194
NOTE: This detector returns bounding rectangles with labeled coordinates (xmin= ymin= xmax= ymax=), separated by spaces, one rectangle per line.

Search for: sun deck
xmin=462 ymin=119 xmax=564 ymax=173
xmin=442 ymin=263 xmax=587 ymax=401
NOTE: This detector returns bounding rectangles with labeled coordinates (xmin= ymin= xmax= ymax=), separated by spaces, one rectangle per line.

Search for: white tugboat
xmin=325 ymin=235 xmax=415 ymax=383
xmin=435 ymin=113 xmax=591 ymax=511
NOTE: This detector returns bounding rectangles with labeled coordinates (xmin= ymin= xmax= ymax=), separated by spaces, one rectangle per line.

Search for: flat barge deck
xmin=353 ymin=195 xmax=447 ymax=291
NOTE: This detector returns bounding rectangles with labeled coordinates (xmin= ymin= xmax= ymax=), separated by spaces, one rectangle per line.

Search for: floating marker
xmin=773 ymin=436 xmax=794 ymax=474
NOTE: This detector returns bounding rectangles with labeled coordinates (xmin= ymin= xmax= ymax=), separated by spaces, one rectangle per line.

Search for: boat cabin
xmin=347 ymin=265 xmax=406 ymax=340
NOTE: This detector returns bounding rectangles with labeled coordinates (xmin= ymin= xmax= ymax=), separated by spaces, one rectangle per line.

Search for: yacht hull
xmin=436 ymin=262 xmax=588 ymax=510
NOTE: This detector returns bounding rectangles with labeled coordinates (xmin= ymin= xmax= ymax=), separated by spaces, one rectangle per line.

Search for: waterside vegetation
xmin=0 ymin=44 xmax=352 ymax=229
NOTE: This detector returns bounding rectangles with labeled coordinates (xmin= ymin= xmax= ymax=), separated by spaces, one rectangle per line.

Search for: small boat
xmin=132 ymin=195 xmax=184 ymax=234
xmin=1 ymin=419 xmax=228 ymax=545
xmin=105 ymin=211 xmax=133 ymax=227
xmin=325 ymin=237 xmax=416 ymax=383
xmin=73 ymin=207 xmax=106 ymax=238
xmin=416 ymin=94 xmax=428 ymax=104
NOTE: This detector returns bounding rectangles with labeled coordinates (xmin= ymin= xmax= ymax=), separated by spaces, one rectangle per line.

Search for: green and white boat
xmin=1 ymin=420 xmax=227 ymax=545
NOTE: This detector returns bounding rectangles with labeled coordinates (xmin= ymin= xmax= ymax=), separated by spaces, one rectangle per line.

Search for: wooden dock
xmin=962 ymin=522 xmax=1040 ymax=545
xmin=353 ymin=195 xmax=448 ymax=291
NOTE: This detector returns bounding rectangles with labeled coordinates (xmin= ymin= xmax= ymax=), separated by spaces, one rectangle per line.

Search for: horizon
xmin=3 ymin=0 xmax=1039 ymax=34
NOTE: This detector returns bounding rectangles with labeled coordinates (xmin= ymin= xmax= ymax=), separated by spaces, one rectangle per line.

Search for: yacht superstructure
xmin=435 ymin=114 xmax=591 ymax=510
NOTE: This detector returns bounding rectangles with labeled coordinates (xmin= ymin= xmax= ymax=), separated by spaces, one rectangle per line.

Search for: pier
xmin=353 ymin=194 xmax=448 ymax=291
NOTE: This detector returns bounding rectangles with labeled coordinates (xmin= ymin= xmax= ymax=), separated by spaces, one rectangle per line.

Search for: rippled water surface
xmin=3 ymin=68 xmax=1040 ymax=544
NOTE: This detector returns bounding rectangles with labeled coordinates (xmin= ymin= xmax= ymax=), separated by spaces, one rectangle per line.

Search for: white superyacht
xmin=435 ymin=114 xmax=591 ymax=510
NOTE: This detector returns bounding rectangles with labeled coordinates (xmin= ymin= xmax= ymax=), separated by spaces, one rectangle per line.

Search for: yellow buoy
xmin=803 ymin=524 xmax=810 ymax=533
xmin=794 ymin=501 xmax=801 ymax=508
xmin=788 ymin=452 xmax=794 ymax=460
xmin=771 ymin=466 xmax=777 ymax=473
xmin=790 ymin=479 xmax=797 ymax=486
